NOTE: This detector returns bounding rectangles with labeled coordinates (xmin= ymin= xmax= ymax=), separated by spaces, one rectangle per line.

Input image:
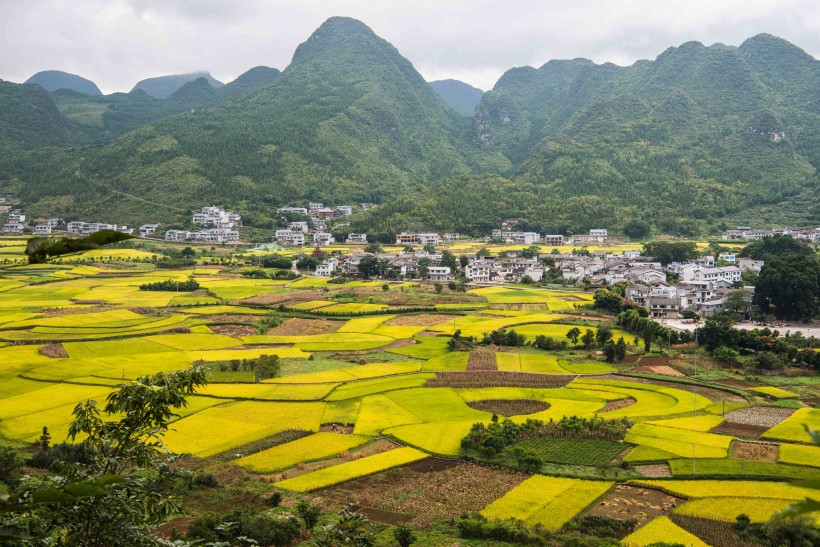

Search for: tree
xmin=296 ymin=499 xmax=322 ymax=529
xmin=313 ymin=507 xmax=375 ymax=546
xmin=38 ymin=426 xmax=51 ymax=451
xmin=476 ymin=247 xmax=492 ymax=258
xmin=642 ymin=241 xmax=699 ymax=266
xmin=440 ymin=250 xmax=458 ymax=271
xmin=364 ymin=242 xmax=382 ymax=254
xmin=615 ymin=337 xmax=627 ymax=362
xmin=641 ymin=325 xmax=656 ymax=352
xmin=434 ymin=282 xmax=443 ymax=293
xmin=519 ymin=245 xmax=541 ymax=259
xmin=358 ymin=255 xmax=387 ymax=279
xmin=753 ymin=254 xmax=819 ymax=320
xmin=698 ymin=314 xmax=738 ymax=351
xmin=581 ymin=329 xmax=596 ymax=349
xmin=623 ymin=220 xmax=651 ymax=240
xmin=566 ymin=327 xmax=581 ymax=346
xmin=593 ymin=289 xmax=623 ymax=312
xmin=723 ymin=289 xmax=754 ymax=321
xmin=596 ymin=324 xmax=613 ymax=347
xmin=739 ymin=234 xmax=813 ymax=261
xmin=180 ymin=246 xmax=196 ymax=258
xmin=2 ymin=366 xmax=207 ymax=545
xmin=254 ymin=354 xmax=280 ymax=382
xmin=603 ymin=340 xmax=617 ymax=363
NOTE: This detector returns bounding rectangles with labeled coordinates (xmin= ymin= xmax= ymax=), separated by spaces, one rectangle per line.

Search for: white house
xmin=2 ymin=223 xmax=23 ymax=234
xmin=139 ymin=224 xmax=159 ymax=237
xmin=34 ymin=224 xmax=51 ymax=235
xmin=315 ymin=257 xmax=338 ymax=277
xmin=544 ymin=234 xmax=564 ymax=247
xmin=313 ymin=232 xmax=333 ymax=246
xmin=418 ymin=233 xmax=440 ymax=247
xmin=346 ymin=233 xmax=367 ymax=244
xmin=427 ymin=266 xmax=452 ymax=281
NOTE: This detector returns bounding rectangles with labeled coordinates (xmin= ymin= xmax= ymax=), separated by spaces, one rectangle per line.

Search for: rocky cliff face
xmin=745 ymin=109 xmax=786 ymax=143
xmin=473 ymin=104 xmax=493 ymax=148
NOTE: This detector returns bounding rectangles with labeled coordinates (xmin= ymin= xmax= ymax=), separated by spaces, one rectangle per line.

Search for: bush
xmin=0 ymin=447 xmax=22 ymax=484
xmin=192 ymin=472 xmax=219 ymax=488
xmin=712 ymin=345 xmax=741 ymax=366
xmin=26 ymin=442 xmax=94 ymax=470
xmin=394 ymin=523 xmax=417 ymax=547
xmin=296 ymin=499 xmax=322 ymax=529
xmin=565 ymin=515 xmax=637 ymax=539
xmin=267 ymin=490 xmax=282 ymax=507
xmin=457 ymin=515 xmax=545 ymax=545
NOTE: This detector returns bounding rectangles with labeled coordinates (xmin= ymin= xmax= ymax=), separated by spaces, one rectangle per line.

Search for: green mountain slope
xmin=0 ymin=22 xmax=816 ymax=236
xmin=429 ymin=79 xmax=484 ymax=116
xmin=25 ymin=70 xmax=102 ymax=96
xmin=219 ymin=66 xmax=280 ymax=97
xmin=130 ymin=71 xmax=224 ymax=99
xmin=13 ymin=17 xmax=508 ymax=225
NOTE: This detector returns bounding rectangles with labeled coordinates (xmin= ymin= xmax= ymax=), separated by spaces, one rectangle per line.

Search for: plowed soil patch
xmin=241 ymin=290 xmax=320 ymax=306
xmin=710 ymin=422 xmax=768 ymax=439
xmin=315 ymin=460 xmax=527 ymax=528
xmin=210 ymin=324 xmax=258 ymax=337
xmin=732 ymin=440 xmax=779 ymax=462
xmin=267 ymin=318 xmax=341 ymax=335
xmin=584 ymin=484 xmax=682 ymax=527
xmin=603 ymin=397 xmax=637 ymax=412
xmin=385 ymin=314 xmax=456 ymax=326
xmin=723 ymin=406 xmax=795 ymax=428
xmin=466 ymin=399 xmax=550 ymax=416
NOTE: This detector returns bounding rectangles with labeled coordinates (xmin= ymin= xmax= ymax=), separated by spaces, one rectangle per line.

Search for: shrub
xmin=26 ymin=442 xmax=94 ymax=470
xmin=192 ymin=472 xmax=219 ymax=488
xmin=267 ymin=490 xmax=282 ymax=507
xmin=565 ymin=515 xmax=637 ymax=539
xmin=296 ymin=499 xmax=322 ymax=529
xmin=712 ymin=346 xmax=741 ymax=366
xmin=394 ymin=523 xmax=417 ymax=547
xmin=0 ymin=447 xmax=22 ymax=484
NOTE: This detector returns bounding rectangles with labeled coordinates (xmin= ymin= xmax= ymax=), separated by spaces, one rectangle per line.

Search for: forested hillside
xmin=0 ymin=19 xmax=816 ymax=235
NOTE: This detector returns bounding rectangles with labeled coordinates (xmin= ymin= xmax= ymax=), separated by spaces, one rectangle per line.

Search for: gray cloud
xmin=0 ymin=0 xmax=817 ymax=93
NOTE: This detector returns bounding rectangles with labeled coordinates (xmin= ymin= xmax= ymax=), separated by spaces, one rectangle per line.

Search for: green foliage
xmin=394 ymin=523 xmax=417 ymax=547
xmin=0 ymin=447 xmax=22 ymax=485
xmin=0 ymin=366 xmax=207 ymax=545
xmin=482 ymin=328 xmax=526 ymax=347
xmin=564 ymin=515 xmax=638 ymax=539
xmin=753 ymin=254 xmax=819 ymax=320
xmin=738 ymin=234 xmax=814 ymax=261
xmin=139 ymin=279 xmax=201 ymax=291
xmin=25 ymin=230 xmax=135 ymax=264
xmin=296 ymin=498 xmax=322 ymax=529
xmin=457 ymin=514 xmax=548 ymax=545
xmin=313 ymin=507 xmax=375 ymax=546
xmin=642 ymin=242 xmax=700 ymax=266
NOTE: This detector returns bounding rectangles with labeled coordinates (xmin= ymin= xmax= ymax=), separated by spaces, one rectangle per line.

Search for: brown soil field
xmin=316 ymin=459 xmax=527 ymax=528
xmin=467 ymin=348 xmax=497 ymax=371
xmin=722 ymin=406 xmax=795 ymax=428
xmin=710 ymin=422 xmax=769 ymax=439
xmin=384 ymin=314 xmax=455 ymax=327
xmin=38 ymin=342 xmax=68 ymax=358
xmin=584 ymin=484 xmax=682 ymax=527
xmin=208 ymin=324 xmax=257 ymax=337
xmin=634 ymin=463 xmax=672 ymax=478
xmin=603 ymin=397 xmax=637 ymax=412
xmin=241 ymin=290 xmax=321 ymax=306
xmin=731 ymin=440 xmax=779 ymax=462
xmin=466 ymin=399 xmax=550 ymax=416
xmin=267 ymin=318 xmax=341 ymax=336
xmin=204 ymin=314 xmax=261 ymax=324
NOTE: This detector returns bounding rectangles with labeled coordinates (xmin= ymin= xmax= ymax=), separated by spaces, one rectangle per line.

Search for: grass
xmin=621 ymin=516 xmax=708 ymax=547
xmin=761 ymin=408 xmax=820 ymax=443
xmin=273 ymin=446 xmax=428 ymax=492
xmin=749 ymin=386 xmax=799 ymax=399
xmin=668 ymin=458 xmax=820 ymax=479
xmin=163 ymin=401 xmax=325 ymax=457
xmin=627 ymin=479 xmax=817 ymax=500
xmin=481 ymin=475 xmax=612 ymax=531
xmin=779 ymin=443 xmax=820 ymax=468
xmin=234 ymin=432 xmax=371 ymax=473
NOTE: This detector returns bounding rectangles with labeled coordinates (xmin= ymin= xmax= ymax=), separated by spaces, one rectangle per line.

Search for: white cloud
xmin=0 ymin=0 xmax=816 ymax=93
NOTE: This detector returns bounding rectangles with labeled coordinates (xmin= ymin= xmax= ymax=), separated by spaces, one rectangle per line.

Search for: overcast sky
xmin=1 ymin=0 xmax=817 ymax=94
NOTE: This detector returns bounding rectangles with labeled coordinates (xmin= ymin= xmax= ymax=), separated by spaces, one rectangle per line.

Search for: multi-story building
xmin=139 ymin=224 xmax=159 ymax=237
xmin=34 ymin=224 xmax=51 ymax=235
xmin=417 ymin=233 xmax=440 ymax=247
xmin=427 ymin=266 xmax=453 ymax=281
xmin=315 ymin=257 xmax=338 ymax=277
xmin=334 ymin=206 xmax=353 ymax=217
xmin=289 ymin=221 xmax=309 ymax=233
xmin=2 ymin=223 xmax=24 ymax=234
xmin=395 ymin=232 xmax=419 ymax=245
xmin=275 ymin=229 xmax=305 ymax=246
xmin=313 ymin=232 xmax=334 ymax=246
xmin=346 ymin=233 xmax=367 ymax=244
xmin=544 ymin=234 xmax=564 ymax=247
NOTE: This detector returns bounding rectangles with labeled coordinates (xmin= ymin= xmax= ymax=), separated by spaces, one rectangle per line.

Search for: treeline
xmin=139 ymin=279 xmax=200 ymax=291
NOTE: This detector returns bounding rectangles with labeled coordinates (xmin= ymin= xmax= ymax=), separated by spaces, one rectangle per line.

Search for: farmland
xmin=0 ymin=240 xmax=818 ymax=545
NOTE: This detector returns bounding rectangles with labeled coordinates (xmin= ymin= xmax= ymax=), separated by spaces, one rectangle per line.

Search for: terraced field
xmin=0 ymin=243 xmax=818 ymax=545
